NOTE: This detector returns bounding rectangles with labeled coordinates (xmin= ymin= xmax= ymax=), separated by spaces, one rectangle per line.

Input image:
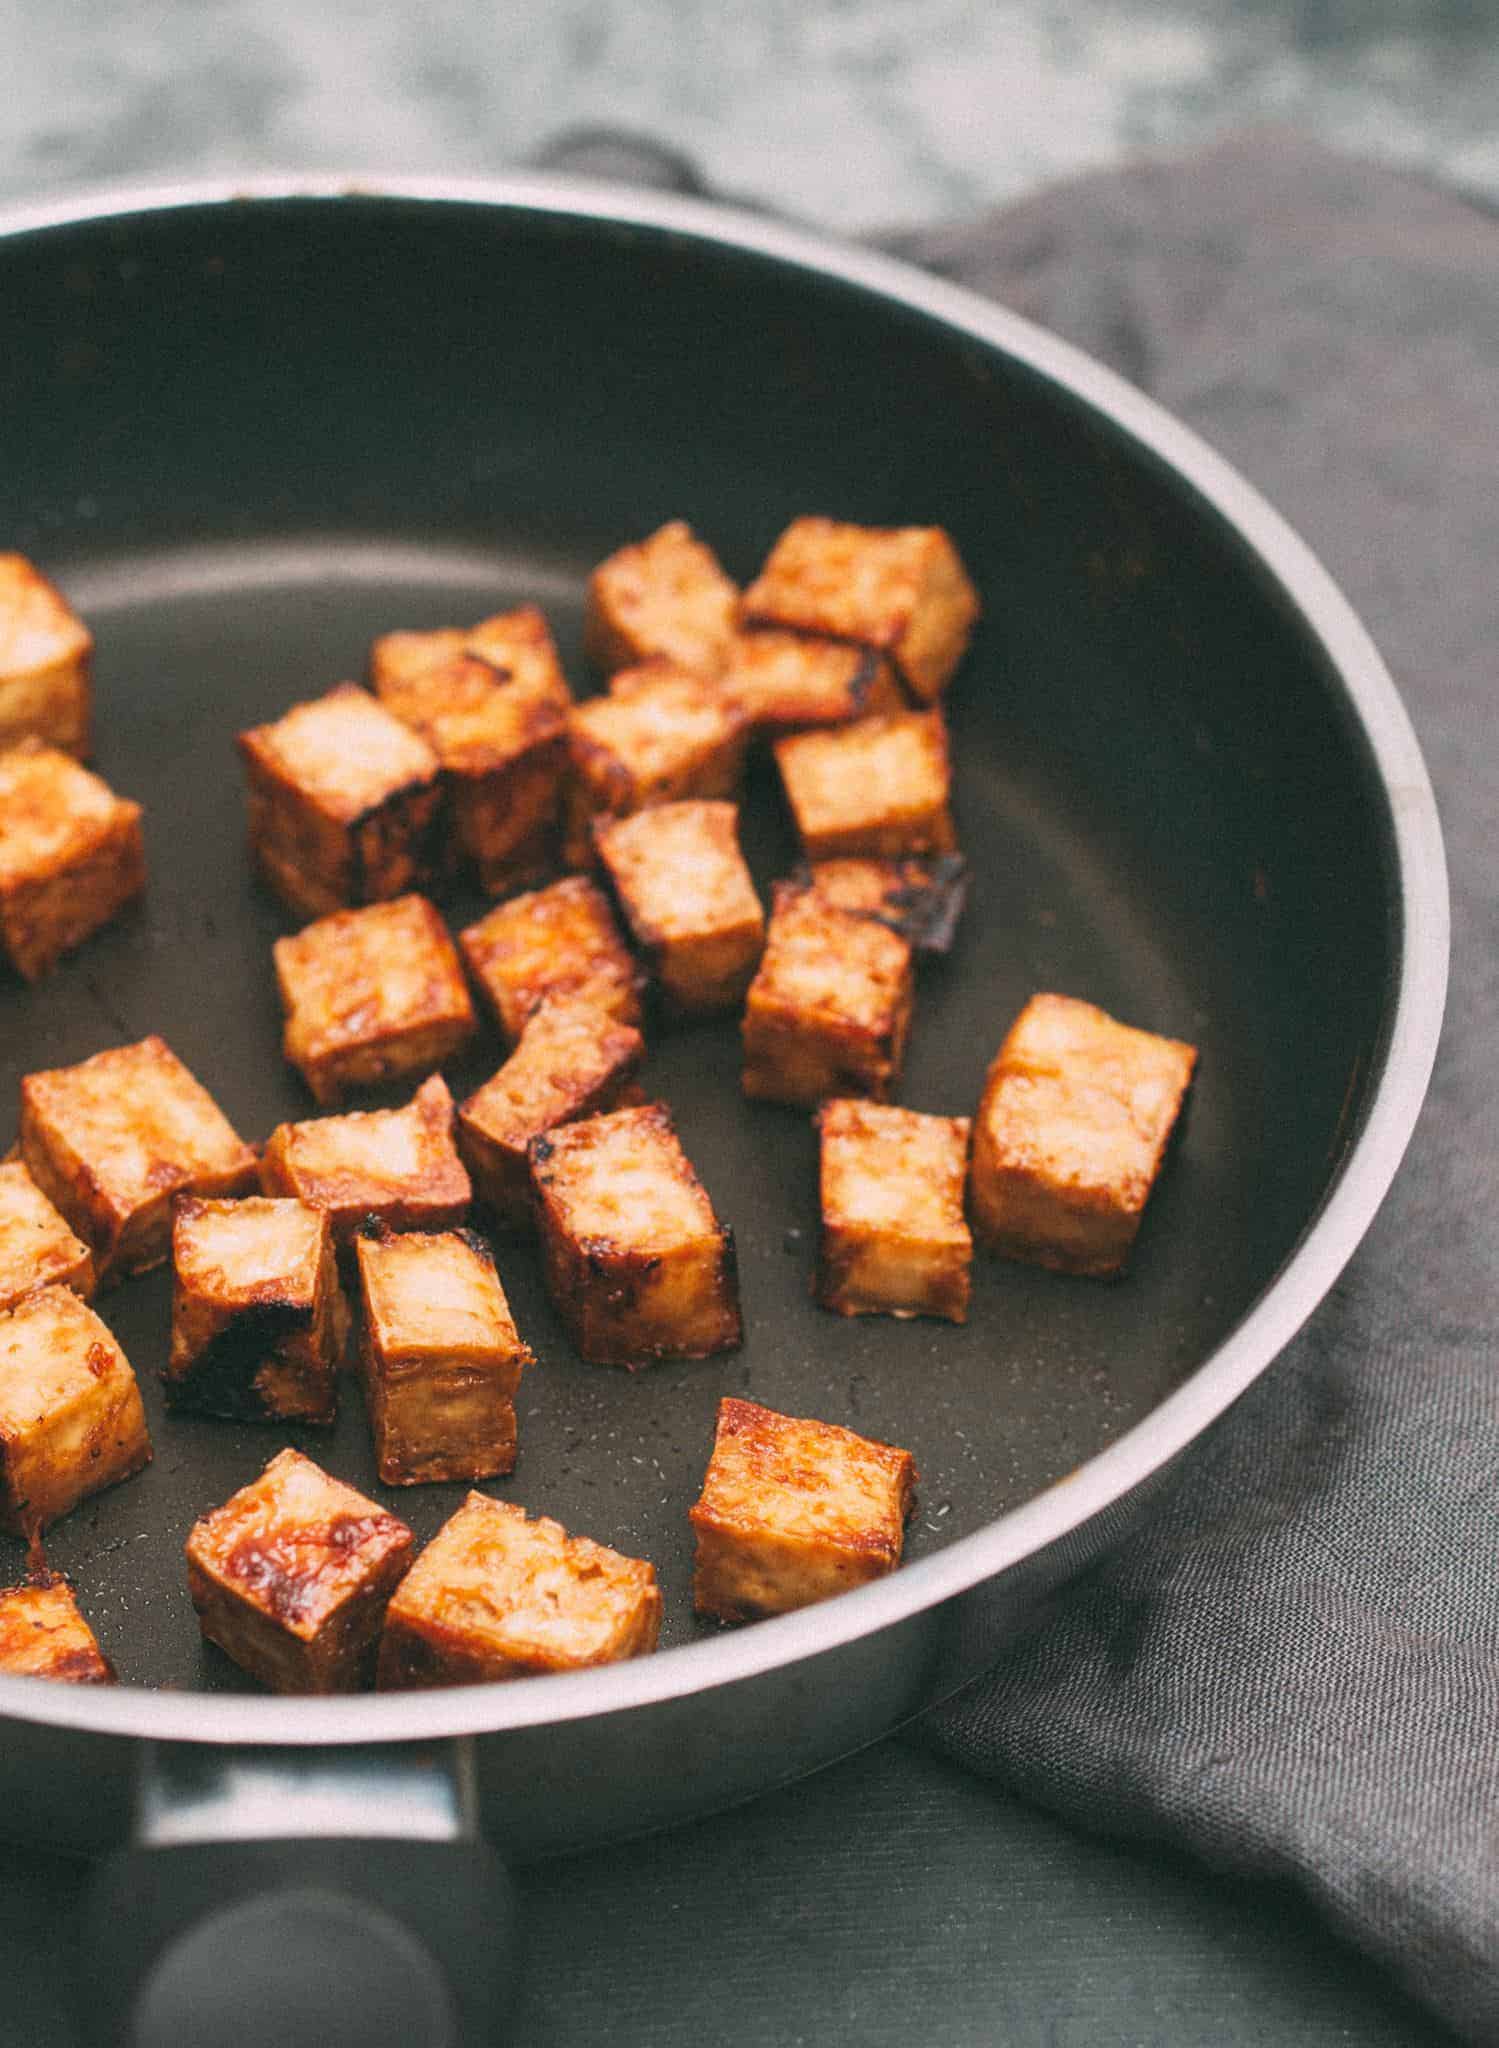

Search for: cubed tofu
xmin=773 ymin=710 xmax=956 ymax=861
xmin=166 ymin=1196 xmax=344 ymax=1425
xmin=0 ymin=1575 xmax=115 ymax=1684
xmin=0 ymin=555 xmax=92 ymax=757
xmin=459 ymin=876 xmax=643 ymax=1046
xmin=273 ymin=893 xmax=477 ymax=1105
xmin=564 ymin=663 xmax=748 ymax=864
xmin=584 ymin=521 xmax=739 ymax=677
xmin=741 ymin=882 xmax=914 ymax=1108
xmin=259 ymin=1074 xmax=471 ymax=1249
xmin=529 ymin=1101 xmax=741 ymax=1366
xmin=719 ymin=629 xmax=904 ymax=736
xmin=237 ymin=682 xmax=442 ymax=919
xmin=19 ymin=1036 xmax=258 ymax=1285
xmin=355 ymin=1227 xmax=531 ymax=1486
xmin=690 ymin=1396 xmax=916 ymax=1622
xmin=185 ymin=1446 xmax=414 ymax=1695
xmin=798 ymin=853 xmax=969 ymax=958
xmin=816 ymin=1099 xmax=972 ymax=1322
xmin=373 ymin=651 xmax=569 ymax=896
xmin=594 ymin=800 xmax=764 ymax=1016
xmin=969 ymin=992 xmax=1198 ymax=1277
xmin=740 ymin=518 xmax=979 ymax=702
xmin=0 ymin=1286 xmax=151 ymax=1537
xmin=458 ymin=998 xmax=645 ymax=1226
xmin=0 ymin=741 xmax=145 ymax=981
xmin=378 ymin=1492 xmax=660 ymax=1688
xmin=369 ymin=604 xmax=572 ymax=714
xmin=0 ymin=1159 xmax=95 ymax=1313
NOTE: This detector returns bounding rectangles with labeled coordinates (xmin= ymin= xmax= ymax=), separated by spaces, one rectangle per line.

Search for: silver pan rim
xmin=0 ymin=171 xmax=1450 ymax=1745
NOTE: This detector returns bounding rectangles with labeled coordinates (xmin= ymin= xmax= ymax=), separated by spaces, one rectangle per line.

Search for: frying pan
xmin=0 ymin=174 xmax=1446 ymax=2046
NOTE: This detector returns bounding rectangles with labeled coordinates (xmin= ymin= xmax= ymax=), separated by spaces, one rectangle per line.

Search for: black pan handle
xmin=82 ymin=1740 xmax=516 ymax=2048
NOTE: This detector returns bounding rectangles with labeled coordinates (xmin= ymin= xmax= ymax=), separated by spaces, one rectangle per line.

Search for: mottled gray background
xmin=5 ymin=0 xmax=1497 ymax=228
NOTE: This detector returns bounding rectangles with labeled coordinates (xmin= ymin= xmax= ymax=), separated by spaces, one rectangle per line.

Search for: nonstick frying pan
xmin=0 ymin=175 xmax=1446 ymax=2046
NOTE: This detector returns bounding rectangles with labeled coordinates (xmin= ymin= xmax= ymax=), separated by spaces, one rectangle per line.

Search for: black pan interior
xmin=0 ymin=196 xmax=1396 ymax=1689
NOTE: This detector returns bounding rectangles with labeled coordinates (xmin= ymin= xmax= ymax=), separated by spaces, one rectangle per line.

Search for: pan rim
xmin=0 ymin=170 xmax=1449 ymax=1746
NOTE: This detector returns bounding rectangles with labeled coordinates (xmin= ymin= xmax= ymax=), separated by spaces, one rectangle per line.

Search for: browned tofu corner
xmin=816 ymin=1099 xmax=972 ymax=1323
xmin=0 ymin=741 xmax=145 ymax=982
xmin=0 ymin=1158 xmax=95 ymax=1313
xmin=0 ymin=554 xmax=93 ymax=757
xmin=0 ymin=1574 xmax=116 ymax=1684
xmin=459 ymin=876 xmax=643 ymax=1045
xmin=969 ymin=992 xmax=1198 ymax=1278
xmin=185 ymin=1446 xmax=414 ymax=1694
xmin=690 ymin=1397 xmax=916 ymax=1623
xmin=584 ymin=521 xmax=739 ymax=677
xmin=259 ymin=1073 xmax=472 ymax=1248
xmin=594 ymin=799 xmax=764 ymax=1016
xmin=773 ymin=709 xmax=956 ymax=862
xmin=0 ymin=1285 xmax=152 ymax=1537
xmin=378 ymin=1492 xmax=660 ymax=1688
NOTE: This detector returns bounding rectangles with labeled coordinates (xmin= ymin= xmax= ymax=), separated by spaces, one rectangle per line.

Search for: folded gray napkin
xmin=537 ymin=124 xmax=1494 ymax=2045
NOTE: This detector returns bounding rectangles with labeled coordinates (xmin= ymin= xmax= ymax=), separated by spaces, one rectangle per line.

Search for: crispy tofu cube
xmin=741 ymin=518 xmax=979 ymax=702
xmin=773 ymin=710 xmax=956 ymax=862
xmin=166 ymin=1196 xmax=344 ymax=1425
xmin=798 ymin=853 xmax=969 ymax=958
xmin=0 ymin=1285 xmax=151 ymax=1537
xmin=458 ymin=998 xmax=645 ymax=1226
xmin=529 ymin=1101 xmax=741 ymax=1365
xmin=970 ymin=993 xmax=1198 ymax=1277
xmin=237 ymin=682 xmax=442 ymax=919
xmin=273 ymin=893 xmax=476 ymax=1105
xmin=719 ymin=629 xmax=904 ymax=736
xmin=0 ymin=741 xmax=145 ymax=981
xmin=0 ymin=555 xmax=92 ymax=757
xmin=595 ymin=800 xmax=764 ymax=1016
xmin=0 ymin=1575 xmax=115 ymax=1684
xmin=690 ymin=1396 xmax=916 ymax=1622
xmin=459 ymin=876 xmax=642 ymax=1046
xmin=584 ymin=521 xmax=739 ymax=677
xmin=19 ymin=1036 xmax=258 ymax=1286
xmin=0 ymin=1159 xmax=95 ymax=1314
xmin=564 ymin=663 xmax=748 ymax=864
xmin=816 ymin=1100 xmax=972 ymax=1322
xmin=355 ymin=1227 xmax=531 ymax=1486
xmin=185 ymin=1446 xmax=414 ymax=1695
xmin=741 ymin=882 xmax=914 ymax=1108
xmin=372 ymin=651 xmax=569 ymax=895
xmin=370 ymin=604 xmax=573 ymax=712
xmin=259 ymin=1074 xmax=471 ymax=1249
xmin=378 ymin=1492 xmax=660 ymax=1688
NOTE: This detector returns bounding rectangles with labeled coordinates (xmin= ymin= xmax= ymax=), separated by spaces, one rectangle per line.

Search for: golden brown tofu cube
xmin=237 ymin=682 xmax=443 ymax=919
xmin=584 ymin=521 xmax=739 ymax=677
xmin=0 ymin=1575 xmax=115 ymax=1684
xmin=0 ymin=1159 xmax=95 ymax=1314
xmin=355 ymin=1227 xmax=532 ymax=1486
xmin=369 ymin=604 xmax=572 ymax=713
xmin=273 ymin=893 xmax=477 ymax=1105
xmin=19 ymin=1036 xmax=258 ymax=1286
xmin=378 ymin=1492 xmax=660 ymax=1688
xmin=595 ymin=800 xmax=764 ymax=1016
xmin=459 ymin=876 xmax=643 ymax=1046
xmin=564 ymin=663 xmax=748 ymax=865
xmin=259 ymin=1074 xmax=472 ymax=1249
xmin=816 ymin=1099 xmax=972 ymax=1323
xmin=773 ymin=710 xmax=956 ymax=862
xmin=373 ymin=651 xmax=569 ymax=896
xmin=0 ymin=741 xmax=145 ymax=982
xmin=185 ymin=1446 xmax=414 ymax=1695
xmin=719 ymin=629 xmax=904 ymax=736
xmin=741 ymin=883 xmax=914 ymax=1108
xmin=0 ymin=555 xmax=92 ymax=757
xmin=0 ymin=1285 xmax=151 ymax=1537
xmin=529 ymin=1101 xmax=741 ymax=1366
xmin=798 ymin=853 xmax=969 ymax=958
xmin=741 ymin=518 xmax=980 ymax=702
xmin=690 ymin=1396 xmax=916 ymax=1623
xmin=970 ymin=992 xmax=1198 ymax=1278
xmin=458 ymin=998 xmax=645 ymax=1226
xmin=167 ymin=1196 xmax=344 ymax=1425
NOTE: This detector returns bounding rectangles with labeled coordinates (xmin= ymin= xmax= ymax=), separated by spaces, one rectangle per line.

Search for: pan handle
xmin=82 ymin=1739 xmax=516 ymax=2048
